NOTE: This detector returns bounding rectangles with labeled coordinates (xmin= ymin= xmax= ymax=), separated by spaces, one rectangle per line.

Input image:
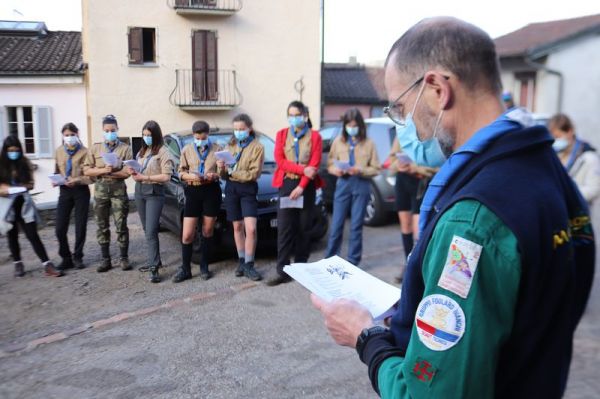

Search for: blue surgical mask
xmin=346 ymin=126 xmax=359 ymax=137
xmin=7 ymin=151 xmax=21 ymax=161
xmin=288 ymin=116 xmax=305 ymax=129
xmin=104 ymin=131 xmax=118 ymax=142
xmin=234 ymin=130 xmax=249 ymax=142
xmin=552 ymin=138 xmax=569 ymax=153
xmin=143 ymin=136 xmax=153 ymax=146
xmin=63 ymin=136 xmax=79 ymax=147
xmin=195 ymin=138 xmax=209 ymax=147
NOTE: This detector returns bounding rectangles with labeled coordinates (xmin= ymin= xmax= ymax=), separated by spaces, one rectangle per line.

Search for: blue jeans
xmin=325 ymin=176 xmax=371 ymax=265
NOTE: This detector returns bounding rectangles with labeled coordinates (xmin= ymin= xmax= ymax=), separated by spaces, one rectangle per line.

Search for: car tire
xmin=363 ymin=184 xmax=385 ymax=226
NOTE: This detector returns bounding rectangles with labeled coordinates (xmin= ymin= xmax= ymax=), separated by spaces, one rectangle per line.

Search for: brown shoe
xmin=44 ymin=261 xmax=64 ymax=277
xmin=14 ymin=261 xmax=25 ymax=277
xmin=120 ymin=257 xmax=132 ymax=271
xmin=97 ymin=258 xmax=112 ymax=273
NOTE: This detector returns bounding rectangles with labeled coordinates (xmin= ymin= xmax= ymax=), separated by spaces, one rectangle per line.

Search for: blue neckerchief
xmin=64 ymin=144 xmax=80 ymax=177
xmin=136 ymin=150 xmax=154 ymax=174
xmin=194 ymin=141 xmax=211 ymax=175
xmin=233 ymin=136 xmax=254 ymax=167
xmin=104 ymin=140 xmax=119 ymax=153
xmin=565 ymin=139 xmax=582 ymax=172
xmin=349 ymin=137 xmax=357 ymax=167
xmin=419 ymin=112 xmax=523 ymax=234
xmin=290 ymin=126 xmax=309 ymax=163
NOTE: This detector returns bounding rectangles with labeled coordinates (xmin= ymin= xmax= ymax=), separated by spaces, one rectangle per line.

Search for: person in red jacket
xmin=267 ymin=100 xmax=324 ymax=286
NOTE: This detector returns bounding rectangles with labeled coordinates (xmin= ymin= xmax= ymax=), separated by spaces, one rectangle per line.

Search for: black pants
xmin=8 ymin=195 xmax=49 ymax=263
xmin=276 ymin=178 xmax=316 ymax=275
xmin=55 ymin=185 xmax=90 ymax=260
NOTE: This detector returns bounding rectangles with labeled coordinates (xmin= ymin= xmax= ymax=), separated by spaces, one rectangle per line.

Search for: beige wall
xmin=82 ymin=0 xmax=321 ymax=142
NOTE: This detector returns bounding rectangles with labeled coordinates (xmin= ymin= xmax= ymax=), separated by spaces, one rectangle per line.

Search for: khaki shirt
xmin=388 ymin=137 xmax=403 ymax=176
xmin=55 ymin=145 xmax=93 ymax=185
xmin=83 ymin=141 xmax=133 ymax=180
xmin=284 ymin=128 xmax=312 ymax=166
xmin=218 ymin=138 xmax=264 ymax=183
xmin=327 ymin=135 xmax=380 ymax=178
xmin=179 ymin=142 xmax=221 ymax=179
xmin=137 ymin=145 xmax=174 ymax=185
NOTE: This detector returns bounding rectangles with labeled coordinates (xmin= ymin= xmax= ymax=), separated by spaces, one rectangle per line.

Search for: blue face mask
xmin=143 ymin=136 xmax=153 ymax=146
xmin=195 ymin=138 xmax=209 ymax=147
xmin=234 ymin=130 xmax=249 ymax=142
xmin=552 ymin=138 xmax=569 ymax=153
xmin=7 ymin=151 xmax=21 ymax=161
xmin=346 ymin=126 xmax=359 ymax=137
xmin=104 ymin=131 xmax=118 ymax=142
xmin=395 ymin=115 xmax=447 ymax=168
xmin=288 ymin=116 xmax=305 ymax=129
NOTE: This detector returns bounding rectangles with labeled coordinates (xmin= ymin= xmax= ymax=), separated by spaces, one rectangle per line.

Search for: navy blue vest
xmin=391 ymin=126 xmax=595 ymax=398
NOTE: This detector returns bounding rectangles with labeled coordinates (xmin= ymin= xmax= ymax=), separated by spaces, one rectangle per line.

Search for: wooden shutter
xmin=192 ymin=30 xmax=207 ymax=101
xmin=205 ymin=31 xmax=218 ymax=101
xmin=34 ymin=106 xmax=53 ymax=158
xmin=128 ymin=27 xmax=143 ymax=64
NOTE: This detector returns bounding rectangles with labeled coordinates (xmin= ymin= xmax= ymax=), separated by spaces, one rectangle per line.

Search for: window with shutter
xmin=34 ymin=106 xmax=53 ymax=158
xmin=192 ymin=30 xmax=218 ymax=101
xmin=128 ymin=27 xmax=143 ymax=64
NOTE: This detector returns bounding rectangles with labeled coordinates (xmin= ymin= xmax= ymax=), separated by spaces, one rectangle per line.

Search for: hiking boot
xmin=150 ymin=267 xmax=161 ymax=284
xmin=120 ymin=257 xmax=132 ymax=271
xmin=45 ymin=261 xmax=64 ymax=277
xmin=97 ymin=258 xmax=112 ymax=273
xmin=172 ymin=267 xmax=192 ymax=283
xmin=73 ymin=257 xmax=85 ymax=269
xmin=199 ymin=269 xmax=213 ymax=281
xmin=235 ymin=258 xmax=245 ymax=277
xmin=14 ymin=261 xmax=25 ymax=277
xmin=243 ymin=262 xmax=262 ymax=281
xmin=57 ymin=257 xmax=74 ymax=271
xmin=266 ymin=273 xmax=292 ymax=287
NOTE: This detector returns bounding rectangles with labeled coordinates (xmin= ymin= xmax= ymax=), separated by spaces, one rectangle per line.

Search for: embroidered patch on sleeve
xmin=412 ymin=357 xmax=438 ymax=385
xmin=415 ymin=294 xmax=466 ymax=351
xmin=437 ymin=235 xmax=482 ymax=298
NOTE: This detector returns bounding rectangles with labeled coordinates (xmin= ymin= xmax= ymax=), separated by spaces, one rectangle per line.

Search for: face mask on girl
xmin=346 ymin=126 xmax=359 ymax=137
xmin=63 ymin=136 xmax=79 ymax=147
xmin=552 ymin=138 xmax=569 ymax=153
xmin=234 ymin=130 xmax=249 ymax=142
xmin=104 ymin=131 xmax=118 ymax=142
xmin=7 ymin=151 xmax=21 ymax=161
xmin=195 ymin=138 xmax=209 ymax=147
xmin=143 ymin=136 xmax=153 ymax=146
xmin=288 ymin=116 xmax=305 ymax=129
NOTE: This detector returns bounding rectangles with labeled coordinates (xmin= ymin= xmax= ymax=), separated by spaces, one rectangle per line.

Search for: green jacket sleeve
xmin=377 ymin=199 xmax=521 ymax=399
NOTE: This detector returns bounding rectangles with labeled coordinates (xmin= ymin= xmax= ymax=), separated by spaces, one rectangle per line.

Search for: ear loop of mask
xmin=432 ymin=110 xmax=444 ymax=139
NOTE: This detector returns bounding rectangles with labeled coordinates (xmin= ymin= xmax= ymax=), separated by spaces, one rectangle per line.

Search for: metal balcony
xmin=169 ymin=69 xmax=242 ymax=110
xmin=169 ymin=0 xmax=242 ymax=16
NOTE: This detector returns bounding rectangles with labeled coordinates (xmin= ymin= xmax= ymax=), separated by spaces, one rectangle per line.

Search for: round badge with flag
xmin=415 ymin=294 xmax=466 ymax=351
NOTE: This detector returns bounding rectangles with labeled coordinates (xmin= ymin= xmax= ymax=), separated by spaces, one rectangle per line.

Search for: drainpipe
xmin=525 ymin=56 xmax=563 ymax=113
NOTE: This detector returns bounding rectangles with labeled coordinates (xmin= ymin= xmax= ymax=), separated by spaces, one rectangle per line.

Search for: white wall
xmin=0 ymin=81 xmax=87 ymax=205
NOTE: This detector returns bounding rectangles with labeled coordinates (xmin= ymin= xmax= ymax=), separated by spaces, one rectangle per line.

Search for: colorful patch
xmin=412 ymin=358 xmax=437 ymax=385
xmin=437 ymin=235 xmax=482 ymax=298
xmin=415 ymin=294 xmax=465 ymax=351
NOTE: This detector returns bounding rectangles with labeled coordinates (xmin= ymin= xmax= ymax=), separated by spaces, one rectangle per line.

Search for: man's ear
xmin=424 ymin=71 xmax=452 ymax=111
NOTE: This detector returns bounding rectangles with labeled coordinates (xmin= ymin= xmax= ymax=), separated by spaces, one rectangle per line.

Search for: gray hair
xmin=386 ymin=17 xmax=502 ymax=95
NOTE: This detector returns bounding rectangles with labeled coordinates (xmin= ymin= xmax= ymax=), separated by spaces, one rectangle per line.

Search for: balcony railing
xmin=169 ymin=69 xmax=242 ymax=110
xmin=169 ymin=0 xmax=242 ymax=15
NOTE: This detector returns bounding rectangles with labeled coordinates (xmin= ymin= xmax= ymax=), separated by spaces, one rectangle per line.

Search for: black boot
xmin=149 ymin=266 xmax=161 ymax=283
xmin=119 ymin=246 xmax=131 ymax=270
xmin=97 ymin=244 xmax=112 ymax=272
xmin=14 ymin=261 xmax=25 ymax=277
xmin=173 ymin=243 xmax=193 ymax=283
xmin=235 ymin=257 xmax=245 ymax=277
xmin=199 ymin=235 xmax=213 ymax=281
xmin=57 ymin=257 xmax=74 ymax=271
xmin=243 ymin=261 xmax=262 ymax=281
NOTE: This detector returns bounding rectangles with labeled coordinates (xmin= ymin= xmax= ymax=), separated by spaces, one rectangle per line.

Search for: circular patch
xmin=415 ymin=294 xmax=466 ymax=351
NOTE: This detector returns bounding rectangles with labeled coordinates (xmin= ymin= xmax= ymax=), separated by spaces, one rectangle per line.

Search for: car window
xmin=164 ymin=136 xmax=181 ymax=158
xmin=320 ymin=125 xmax=342 ymax=153
xmin=258 ymin=135 xmax=275 ymax=163
xmin=366 ymin=122 xmax=395 ymax=161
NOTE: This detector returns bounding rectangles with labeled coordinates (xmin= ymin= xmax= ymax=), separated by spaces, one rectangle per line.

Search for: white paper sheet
xmin=48 ymin=174 xmax=67 ymax=186
xmin=334 ymin=160 xmax=351 ymax=171
xmin=215 ymin=150 xmax=236 ymax=165
xmin=284 ymin=256 xmax=401 ymax=320
xmin=123 ymin=159 xmax=142 ymax=173
xmin=279 ymin=196 xmax=304 ymax=209
xmin=8 ymin=187 xmax=27 ymax=195
xmin=101 ymin=152 xmax=121 ymax=168
xmin=395 ymin=152 xmax=413 ymax=165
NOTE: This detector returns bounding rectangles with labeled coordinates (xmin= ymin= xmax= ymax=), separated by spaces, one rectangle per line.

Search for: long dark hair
xmin=341 ymin=108 xmax=367 ymax=142
xmin=139 ymin=120 xmax=164 ymax=157
xmin=230 ymin=113 xmax=255 ymax=145
xmin=0 ymin=136 xmax=33 ymax=185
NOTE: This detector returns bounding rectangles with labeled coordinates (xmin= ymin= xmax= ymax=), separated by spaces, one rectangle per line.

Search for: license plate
xmin=270 ymin=218 xmax=278 ymax=228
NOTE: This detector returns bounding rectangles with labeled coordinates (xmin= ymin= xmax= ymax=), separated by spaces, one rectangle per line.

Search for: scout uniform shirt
xmin=137 ymin=146 xmax=174 ymax=184
xmin=327 ymin=135 xmax=380 ymax=178
xmin=283 ymin=128 xmax=312 ymax=179
xmin=84 ymin=140 xmax=133 ymax=180
xmin=179 ymin=141 xmax=221 ymax=186
xmin=55 ymin=144 xmax=93 ymax=185
xmin=218 ymin=138 xmax=264 ymax=183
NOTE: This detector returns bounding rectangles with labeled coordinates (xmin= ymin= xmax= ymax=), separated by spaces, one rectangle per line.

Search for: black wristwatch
xmin=356 ymin=326 xmax=388 ymax=357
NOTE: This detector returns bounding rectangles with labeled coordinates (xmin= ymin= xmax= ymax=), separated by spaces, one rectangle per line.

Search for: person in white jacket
xmin=549 ymin=113 xmax=600 ymax=205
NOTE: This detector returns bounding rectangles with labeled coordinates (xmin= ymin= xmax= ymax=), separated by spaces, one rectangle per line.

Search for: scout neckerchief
xmin=136 ymin=149 xmax=155 ymax=174
xmin=104 ymin=140 xmax=119 ymax=153
xmin=290 ymin=125 xmax=309 ymax=163
xmin=64 ymin=143 xmax=81 ymax=177
xmin=349 ymin=137 xmax=357 ymax=166
xmin=233 ymin=136 xmax=254 ymax=170
xmin=194 ymin=141 xmax=211 ymax=175
xmin=565 ymin=139 xmax=582 ymax=172
xmin=419 ymin=111 xmax=523 ymax=234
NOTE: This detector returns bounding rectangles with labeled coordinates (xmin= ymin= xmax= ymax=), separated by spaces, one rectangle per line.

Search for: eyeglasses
xmin=383 ymin=76 xmax=424 ymax=126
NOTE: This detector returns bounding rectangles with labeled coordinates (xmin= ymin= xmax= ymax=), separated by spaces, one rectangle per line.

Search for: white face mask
xmin=552 ymin=138 xmax=570 ymax=153
xmin=63 ymin=136 xmax=79 ymax=147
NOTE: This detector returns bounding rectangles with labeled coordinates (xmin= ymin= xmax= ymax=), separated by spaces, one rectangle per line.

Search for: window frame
xmin=128 ymin=26 xmax=158 ymax=66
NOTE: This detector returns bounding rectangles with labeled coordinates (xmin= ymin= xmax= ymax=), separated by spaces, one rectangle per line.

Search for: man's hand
xmin=311 ymin=294 xmax=374 ymax=348
xmin=397 ymin=162 xmax=412 ymax=173
xmin=331 ymin=167 xmax=345 ymax=177
xmin=304 ymin=166 xmax=317 ymax=179
xmin=205 ymin=172 xmax=219 ymax=181
xmin=0 ymin=184 xmax=9 ymax=197
xmin=348 ymin=166 xmax=361 ymax=176
xmin=289 ymin=185 xmax=304 ymax=200
xmin=184 ymin=173 xmax=201 ymax=182
xmin=131 ymin=173 xmax=146 ymax=182
xmin=103 ymin=165 xmax=113 ymax=176
xmin=64 ymin=178 xmax=76 ymax=188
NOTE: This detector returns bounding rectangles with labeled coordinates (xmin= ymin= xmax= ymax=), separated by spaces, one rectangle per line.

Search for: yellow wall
xmin=82 ymin=0 xmax=321 ymax=142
